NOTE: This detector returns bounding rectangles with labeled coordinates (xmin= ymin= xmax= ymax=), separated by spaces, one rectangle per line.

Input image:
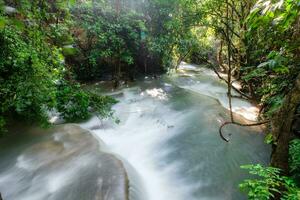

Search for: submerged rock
xmin=0 ymin=124 xmax=129 ymax=200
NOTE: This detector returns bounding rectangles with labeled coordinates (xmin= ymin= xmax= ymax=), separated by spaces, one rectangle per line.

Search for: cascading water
xmin=0 ymin=63 xmax=270 ymax=200
xmin=80 ymin=63 xmax=271 ymax=200
xmin=0 ymin=125 xmax=129 ymax=200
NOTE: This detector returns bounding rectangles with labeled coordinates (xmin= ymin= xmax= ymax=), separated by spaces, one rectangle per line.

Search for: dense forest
xmin=0 ymin=0 xmax=300 ymax=199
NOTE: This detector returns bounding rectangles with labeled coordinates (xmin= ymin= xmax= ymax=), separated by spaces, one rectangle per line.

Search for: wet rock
xmin=0 ymin=124 xmax=129 ymax=200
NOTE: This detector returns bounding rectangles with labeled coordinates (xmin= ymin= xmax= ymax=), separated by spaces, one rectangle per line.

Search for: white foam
xmin=82 ymin=88 xmax=200 ymax=200
xmin=175 ymin=63 xmax=259 ymax=121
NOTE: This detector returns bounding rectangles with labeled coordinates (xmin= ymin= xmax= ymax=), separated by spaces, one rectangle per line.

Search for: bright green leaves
xmin=240 ymin=139 xmax=300 ymax=199
xmin=246 ymin=51 xmax=290 ymax=80
xmin=56 ymin=0 xmax=76 ymax=8
xmin=0 ymin=0 xmax=121 ymax=135
xmin=240 ymin=164 xmax=300 ymax=200
xmin=69 ymin=0 xmax=76 ymax=6
xmin=242 ymin=0 xmax=300 ymax=117
xmin=248 ymin=0 xmax=300 ymax=31
xmin=56 ymin=82 xmax=90 ymax=122
xmin=266 ymin=51 xmax=290 ymax=74
xmin=242 ymin=68 xmax=267 ymax=82
xmin=56 ymin=81 xmax=117 ymax=122
xmin=62 ymin=45 xmax=78 ymax=56
xmin=0 ymin=17 xmax=5 ymax=29
xmin=242 ymin=48 xmax=294 ymax=117
xmin=264 ymin=133 xmax=273 ymax=144
xmin=0 ymin=25 xmax=58 ymax=130
xmin=240 ymin=164 xmax=282 ymax=200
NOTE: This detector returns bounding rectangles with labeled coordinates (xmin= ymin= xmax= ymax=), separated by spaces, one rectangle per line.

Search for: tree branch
xmin=219 ymin=120 xmax=270 ymax=142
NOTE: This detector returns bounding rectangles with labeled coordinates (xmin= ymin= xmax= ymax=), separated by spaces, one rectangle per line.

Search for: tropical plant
xmin=290 ymin=139 xmax=300 ymax=183
xmin=240 ymin=164 xmax=300 ymax=200
xmin=0 ymin=0 xmax=117 ymax=134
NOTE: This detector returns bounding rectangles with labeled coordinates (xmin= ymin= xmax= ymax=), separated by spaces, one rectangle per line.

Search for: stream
xmin=0 ymin=63 xmax=271 ymax=200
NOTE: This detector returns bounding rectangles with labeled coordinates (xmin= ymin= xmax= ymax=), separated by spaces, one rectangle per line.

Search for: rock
xmin=0 ymin=124 xmax=129 ymax=200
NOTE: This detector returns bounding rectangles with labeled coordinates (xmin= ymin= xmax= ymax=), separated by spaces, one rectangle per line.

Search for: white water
xmin=82 ymin=91 xmax=197 ymax=200
xmin=176 ymin=62 xmax=259 ymax=121
xmin=0 ymin=63 xmax=269 ymax=200
xmin=0 ymin=125 xmax=128 ymax=200
xmin=81 ymin=63 xmax=270 ymax=200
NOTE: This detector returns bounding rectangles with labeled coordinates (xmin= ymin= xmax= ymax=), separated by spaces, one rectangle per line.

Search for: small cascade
xmin=0 ymin=63 xmax=270 ymax=200
xmin=81 ymin=63 xmax=270 ymax=200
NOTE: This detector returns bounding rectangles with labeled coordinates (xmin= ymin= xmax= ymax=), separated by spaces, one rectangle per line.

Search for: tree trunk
xmin=226 ymin=0 xmax=234 ymax=122
xmin=271 ymin=74 xmax=300 ymax=175
xmin=115 ymin=0 xmax=121 ymax=15
xmin=217 ymin=40 xmax=226 ymax=72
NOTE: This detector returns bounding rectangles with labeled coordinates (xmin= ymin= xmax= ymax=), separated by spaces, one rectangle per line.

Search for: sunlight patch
xmin=143 ymin=88 xmax=168 ymax=100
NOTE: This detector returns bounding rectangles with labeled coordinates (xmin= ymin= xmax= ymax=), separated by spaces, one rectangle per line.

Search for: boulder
xmin=0 ymin=124 xmax=129 ymax=200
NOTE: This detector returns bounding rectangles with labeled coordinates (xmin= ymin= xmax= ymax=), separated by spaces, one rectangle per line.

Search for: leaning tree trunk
xmin=217 ymin=40 xmax=226 ymax=72
xmin=271 ymin=74 xmax=300 ymax=175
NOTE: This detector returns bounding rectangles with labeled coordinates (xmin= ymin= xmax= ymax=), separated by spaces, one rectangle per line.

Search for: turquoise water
xmin=0 ymin=63 xmax=271 ymax=200
xmin=82 ymin=63 xmax=271 ymax=200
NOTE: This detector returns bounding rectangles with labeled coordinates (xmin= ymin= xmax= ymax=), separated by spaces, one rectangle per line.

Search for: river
xmin=0 ymin=63 xmax=270 ymax=200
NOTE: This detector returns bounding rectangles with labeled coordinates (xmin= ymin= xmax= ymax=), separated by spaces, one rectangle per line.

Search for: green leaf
xmin=69 ymin=0 xmax=76 ymax=6
xmin=257 ymin=62 xmax=270 ymax=68
xmin=11 ymin=19 xmax=24 ymax=30
xmin=0 ymin=17 xmax=5 ymax=29
xmin=264 ymin=133 xmax=273 ymax=144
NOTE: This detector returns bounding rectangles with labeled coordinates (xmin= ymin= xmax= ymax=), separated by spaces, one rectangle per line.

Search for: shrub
xmin=0 ymin=25 xmax=60 ymax=132
xmin=290 ymin=139 xmax=300 ymax=183
xmin=240 ymin=164 xmax=300 ymax=200
xmin=56 ymin=81 xmax=118 ymax=122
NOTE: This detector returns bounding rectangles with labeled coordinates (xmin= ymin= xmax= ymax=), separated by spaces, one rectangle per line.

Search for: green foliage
xmin=56 ymin=81 xmax=118 ymax=122
xmin=264 ymin=133 xmax=274 ymax=145
xmin=0 ymin=17 xmax=5 ymax=29
xmin=199 ymin=0 xmax=299 ymax=118
xmin=240 ymin=165 xmax=283 ymax=199
xmin=56 ymin=82 xmax=90 ymax=122
xmin=71 ymin=3 xmax=146 ymax=80
xmin=240 ymin=164 xmax=300 ymax=200
xmin=0 ymin=25 xmax=61 ymax=132
xmin=69 ymin=0 xmax=205 ymax=80
xmin=88 ymin=92 xmax=118 ymax=119
xmin=290 ymin=139 xmax=300 ymax=182
xmin=145 ymin=0 xmax=203 ymax=69
xmin=241 ymin=0 xmax=300 ymax=115
xmin=0 ymin=0 xmax=117 ymax=134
